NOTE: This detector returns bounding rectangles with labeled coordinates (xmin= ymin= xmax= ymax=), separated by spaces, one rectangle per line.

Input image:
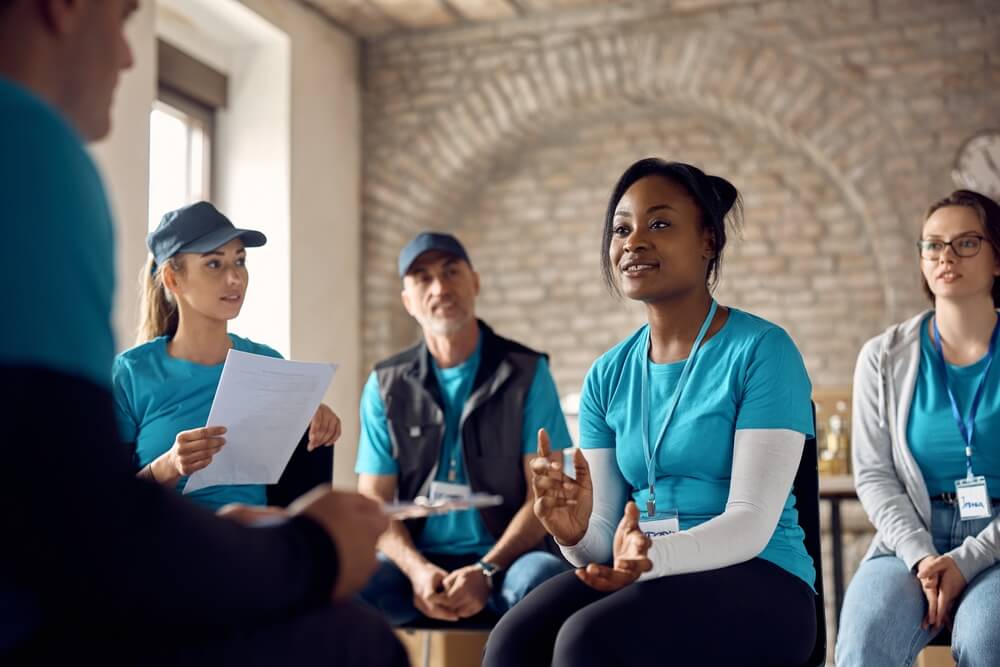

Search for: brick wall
xmin=359 ymin=0 xmax=1000 ymax=397
xmin=360 ymin=4 xmax=998 ymax=661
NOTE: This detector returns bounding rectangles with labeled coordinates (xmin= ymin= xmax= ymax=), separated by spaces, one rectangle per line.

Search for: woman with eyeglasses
xmin=112 ymin=201 xmax=342 ymax=514
xmin=836 ymin=190 xmax=1000 ymax=667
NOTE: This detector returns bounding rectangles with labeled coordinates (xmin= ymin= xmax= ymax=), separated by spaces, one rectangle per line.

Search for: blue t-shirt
xmin=579 ymin=308 xmax=816 ymax=588
xmin=0 ymin=75 xmax=116 ymax=653
xmin=0 ymin=77 xmax=115 ymax=389
xmin=908 ymin=313 xmax=1000 ymax=496
xmin=112 ymin=334 xmax=282 ymax=511
xmin=356 ymin=333 xmax=573 ymax=556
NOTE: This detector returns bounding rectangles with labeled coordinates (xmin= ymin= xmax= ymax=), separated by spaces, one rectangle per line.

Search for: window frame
xmin=154 ymin=86 xmax=216 ymax=203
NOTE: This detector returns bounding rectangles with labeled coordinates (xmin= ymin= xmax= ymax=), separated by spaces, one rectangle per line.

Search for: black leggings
xmin=483 ymin=558 xmax=816 ymax=667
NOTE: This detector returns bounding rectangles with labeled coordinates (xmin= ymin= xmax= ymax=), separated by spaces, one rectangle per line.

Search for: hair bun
xmin=708 ymin=175 xmax=738 ymax=215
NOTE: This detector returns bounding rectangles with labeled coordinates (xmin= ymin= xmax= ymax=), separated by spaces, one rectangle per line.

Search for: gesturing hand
xmin=576 ymin=501 xmax=652 ymax=592
xmin=531 ymin=429 xmax=592 ymax=545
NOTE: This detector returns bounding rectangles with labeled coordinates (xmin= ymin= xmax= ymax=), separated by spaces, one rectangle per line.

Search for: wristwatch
xmin=476 ymin=559 xmax=500 ymax=588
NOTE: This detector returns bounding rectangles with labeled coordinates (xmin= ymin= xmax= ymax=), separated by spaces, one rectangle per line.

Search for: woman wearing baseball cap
xmin=112 ymin=201 xmax=341 ymax=512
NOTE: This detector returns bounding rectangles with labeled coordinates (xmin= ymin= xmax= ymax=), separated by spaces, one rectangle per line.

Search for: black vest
xmin=374 ymin=320 xmax=543 ymax=542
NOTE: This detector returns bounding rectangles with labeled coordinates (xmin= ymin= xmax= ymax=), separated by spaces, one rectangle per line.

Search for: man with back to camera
xmin=0 ymin=1 xmax=405 ymax=663
xmin=357 ymin=231 xmax=572 ymax=626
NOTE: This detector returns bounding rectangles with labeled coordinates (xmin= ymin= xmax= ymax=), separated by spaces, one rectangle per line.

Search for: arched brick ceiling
xmin=298 ymin=0 xmax=759 ymax=37
xmin=360 ymin=26 xmax=927 ymax=371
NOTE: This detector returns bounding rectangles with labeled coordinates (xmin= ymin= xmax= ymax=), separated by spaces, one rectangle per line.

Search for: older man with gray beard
xmin=356 ymin=232 xmax=572 ymax=627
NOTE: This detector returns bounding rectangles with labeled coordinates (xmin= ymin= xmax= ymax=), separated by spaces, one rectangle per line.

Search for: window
xmin=148 ymin=95 xmax=212 ymax=231
xmin=147 ymin=40 xmax=227 ymax=231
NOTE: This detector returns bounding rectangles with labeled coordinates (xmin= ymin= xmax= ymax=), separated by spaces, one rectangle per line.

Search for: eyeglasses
xmin=917 ymin=234 xmax=988 ymax=260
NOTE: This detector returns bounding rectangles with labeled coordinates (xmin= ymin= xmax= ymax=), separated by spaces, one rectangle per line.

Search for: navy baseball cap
xmin=398 ymin=232 xmax=472 ymax=277
xmin=147 ymin=201 xmax=266 ymax=267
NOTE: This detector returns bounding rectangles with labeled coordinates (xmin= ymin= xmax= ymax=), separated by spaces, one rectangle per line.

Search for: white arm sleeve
xmin=638 ymin=428 xmax=804 ymax=580
xmin=558 ymin=447 xmax=629 ymax=567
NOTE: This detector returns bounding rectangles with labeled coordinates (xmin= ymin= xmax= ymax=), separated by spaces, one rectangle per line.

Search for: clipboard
xmin=382 ymin=493 xmax=503 ymax=520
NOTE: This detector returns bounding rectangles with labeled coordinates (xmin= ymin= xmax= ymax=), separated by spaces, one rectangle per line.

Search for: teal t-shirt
xmin=112 ymin=334 xmax=282 ymax=511
xmin=0 ymin=77 xmax=115 ymax=389
xmin=908 ymin=313 xmax=1000 ymax=496
xmin=0 ymin=75 xmax=116 ymax=652
xmin=578 ymin=308 xmax=816 ymax=589
xmin=356 ymin=332 xmax=573 ymax=556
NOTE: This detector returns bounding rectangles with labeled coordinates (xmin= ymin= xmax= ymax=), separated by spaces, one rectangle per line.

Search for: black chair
xmin=266 ymin=430 xmax=334 ymax=507
xmin=793 ymin=406 xmax=828 ymax=667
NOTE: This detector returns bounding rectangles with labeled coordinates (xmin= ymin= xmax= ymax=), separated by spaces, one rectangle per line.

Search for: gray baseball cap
xmin=147 ymin=201 xmax=266 ymax=267
xmin=398 ymin=231 xmax=471 ymax=277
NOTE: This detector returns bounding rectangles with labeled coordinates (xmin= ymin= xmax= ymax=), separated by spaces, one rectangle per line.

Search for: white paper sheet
xmin=183 ymin=349 xmax=337 ymax=494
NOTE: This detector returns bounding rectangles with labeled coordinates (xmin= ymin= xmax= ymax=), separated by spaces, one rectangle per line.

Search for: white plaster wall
xmin=241 ymin=0 xmax=363 ymax=488
xmin=89 ymin=2 xmax=156 ymax=351
xmin=91 ymin=0 xmax=362 ymax=488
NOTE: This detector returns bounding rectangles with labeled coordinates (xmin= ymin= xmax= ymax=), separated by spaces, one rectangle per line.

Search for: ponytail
xmin=136 ymin=256 xmax=181 ymax=344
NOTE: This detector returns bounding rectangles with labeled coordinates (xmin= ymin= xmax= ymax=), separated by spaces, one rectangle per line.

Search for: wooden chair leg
xmin=917 ymin=646 xmax=956 ymax=667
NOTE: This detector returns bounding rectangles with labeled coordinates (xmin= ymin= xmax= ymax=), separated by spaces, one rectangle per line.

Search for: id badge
xmin=956 ymin=476 xmax=992 ymax=521
xmin=639 ymin=508 xmax=679 ymax=539
xmin=429 ymin=481 xmax=472 ymax=502
xmin=562 ymin=449 xmax=577 ymax=480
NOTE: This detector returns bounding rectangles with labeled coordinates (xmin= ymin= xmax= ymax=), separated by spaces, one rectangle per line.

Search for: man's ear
xmin=40 ymin=0 xmax=87 ymax=36
xmin=400 ymin=285 xmax=415 ymax=317
xmin=472 ymin=270 xmax=480 ymax=297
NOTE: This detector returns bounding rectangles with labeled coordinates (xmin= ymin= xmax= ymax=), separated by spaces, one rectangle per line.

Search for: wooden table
xmin=818 ymin=474 xmax=858 ymax=632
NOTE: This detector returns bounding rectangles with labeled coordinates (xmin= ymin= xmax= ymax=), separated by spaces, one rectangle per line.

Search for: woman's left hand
xmin=917 ymin=555 xmax=967 ymax=630
xmin=308 ymin=403 xmax=342 ymax=450
xmin=576 ymin=501 xmax=652 ymax=592
xmin=217 ymin=503 xmax=287 ymax=526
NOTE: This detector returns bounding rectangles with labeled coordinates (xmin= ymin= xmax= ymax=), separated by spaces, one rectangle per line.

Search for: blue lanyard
xmin=931 ymin=314 xmax=999 ymax=480
xmin=640 ymin=300 xmax=718 ymax=517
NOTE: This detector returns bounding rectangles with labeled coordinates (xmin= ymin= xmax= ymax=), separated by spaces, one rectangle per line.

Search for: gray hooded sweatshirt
xmin=853 ymin=309 xmax=1000 ymax=583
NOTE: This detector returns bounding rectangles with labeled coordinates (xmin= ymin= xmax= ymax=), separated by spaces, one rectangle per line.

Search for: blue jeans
xmin=359 ymin=550 xmax=568 ymax=626
xmin=836 ymin=499 xmax=1000 ymax=667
